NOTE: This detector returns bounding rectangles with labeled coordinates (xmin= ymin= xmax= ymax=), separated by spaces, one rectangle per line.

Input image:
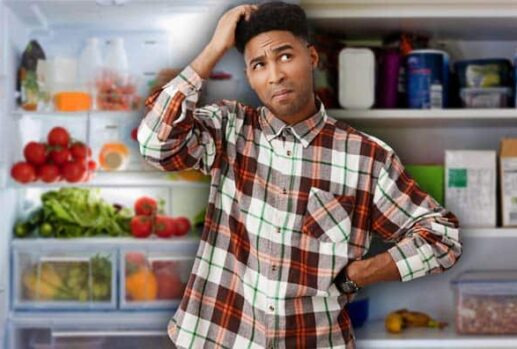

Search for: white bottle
xmin=104 ymin=37 xmax=129 ymax=80
xmin=78 ymin=37 xmax=103 ymax=86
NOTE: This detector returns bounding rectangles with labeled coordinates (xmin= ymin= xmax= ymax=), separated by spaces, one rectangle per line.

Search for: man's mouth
xmin=272 ymin=89 xmax=293 ymax=101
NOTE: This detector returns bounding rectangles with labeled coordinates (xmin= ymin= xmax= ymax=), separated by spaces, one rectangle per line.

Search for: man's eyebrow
xmin=248 ymin=44 xmax=294 ymax=67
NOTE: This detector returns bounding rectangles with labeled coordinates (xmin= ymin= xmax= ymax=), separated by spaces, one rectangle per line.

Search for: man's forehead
xmin=244 ymin=31 xmax=300 ymax=61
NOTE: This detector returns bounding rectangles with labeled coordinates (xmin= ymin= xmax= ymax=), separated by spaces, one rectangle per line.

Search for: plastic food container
xmin=460 ymin=87 xmax=511 ymax=108
xmin=338 ymin=48 xmax=375 ymax=110
xmin=451 ymin=270 xmax=517 ymax=334
xmin=454 ymin=59 xmax=512 ymax=88
xmin=406 ymin=49 xmax=450 ymax=109
xmin=95 ymin=72 xmax=141 ymax=111
xmin=13 ymin=247 xmax=116 ymax=310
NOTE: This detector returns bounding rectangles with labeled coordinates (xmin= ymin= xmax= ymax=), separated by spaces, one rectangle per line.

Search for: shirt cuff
xmin=387 ymin=238 xmax=428 ymax=282
xmin=163 ymin=65 xmax=204 ymax=97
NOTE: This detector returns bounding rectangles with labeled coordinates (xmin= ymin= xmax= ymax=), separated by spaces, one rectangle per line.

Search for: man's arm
xmin=347 ymin=150 xmax=462 ymax=288
xmin=346 ymin=251 xmax=400 ymax=288
xmin=137 ymin=5 xmax=257 ymax=174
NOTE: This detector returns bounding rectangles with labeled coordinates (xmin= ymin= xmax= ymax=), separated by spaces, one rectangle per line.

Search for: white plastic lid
xmin=453 ymin=270 xmax=517 ymax=284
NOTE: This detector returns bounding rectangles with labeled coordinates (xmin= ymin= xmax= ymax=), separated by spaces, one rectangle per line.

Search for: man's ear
xmin=309 ymin=45 xmax=319 ymax=69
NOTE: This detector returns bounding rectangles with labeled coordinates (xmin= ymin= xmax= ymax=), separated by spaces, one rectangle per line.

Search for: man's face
xmin=244 ymin=30 xmax=318 ymax=119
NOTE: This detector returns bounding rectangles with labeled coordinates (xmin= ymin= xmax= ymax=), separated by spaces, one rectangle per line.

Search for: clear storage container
xmin=88 ymin=112 xmax=153 ymax=172
xmin=460 ymin=87 xmax=511 ymax=108
xmin=451 ymin=270 xmax=517 ymax=334
xmin=120 ymin=249 xmax=194 ymax=309
xmin=13 ymin=246 xmax=116 ymax=310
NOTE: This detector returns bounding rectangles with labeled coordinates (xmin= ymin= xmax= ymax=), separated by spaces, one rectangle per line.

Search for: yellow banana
xmin=22 ymin=270 xmax=57 ymax=300
xmin=385 ymin=311 xmax=405 ymax=333
xmin=401 ymin=310 xmax=432 ymax=327
xmin=39 ymin=263 xmax=63 ymax=288
xmin=385 ymin=309 xmax=447 ymax=333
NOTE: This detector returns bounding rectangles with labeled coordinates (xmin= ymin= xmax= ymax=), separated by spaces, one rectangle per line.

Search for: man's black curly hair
xmin=235 ymin=1 xmax=309 ymax=54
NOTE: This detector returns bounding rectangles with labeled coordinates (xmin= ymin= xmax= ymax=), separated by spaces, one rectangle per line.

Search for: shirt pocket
xmin=301 ymin=187 xmax=355 ymax=244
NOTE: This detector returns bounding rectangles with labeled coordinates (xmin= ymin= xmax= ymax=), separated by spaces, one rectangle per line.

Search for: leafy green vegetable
xmin=38 ymin=188 xmax=132 ymax=238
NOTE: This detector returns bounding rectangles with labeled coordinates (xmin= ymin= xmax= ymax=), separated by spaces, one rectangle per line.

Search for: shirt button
xmin=282 ymin=188 xmax=287 ymax=195
xmin=269 ymin=305 xmax=275 ymax=312
xmin=286 ymin=150 xmax=292 ymax=156
xmin=276 ymin=227 xmax=281 ymax=233
xmin=272 ymin=265 xmax=277 ymax=271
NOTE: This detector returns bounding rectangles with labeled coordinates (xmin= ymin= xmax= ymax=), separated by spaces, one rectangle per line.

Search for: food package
xmin=54 ymin=91 xmax=92 ymax=111
xmin=445 ymin=150 xmax=496 ymax=227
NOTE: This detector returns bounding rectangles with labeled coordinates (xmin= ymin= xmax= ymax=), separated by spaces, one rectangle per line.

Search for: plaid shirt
xmin=138 ymin=66 xmax=462 ymax=349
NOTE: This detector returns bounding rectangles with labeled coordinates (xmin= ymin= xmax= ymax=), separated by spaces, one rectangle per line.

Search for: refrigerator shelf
xmin=6 ymin=171 xmax=211 ymax=188
xmin=10 ymin=310 xmax=173 ymax=327
xmin=12 ymin=109 xmax=143 ymax=119
xmin=11 ymin=237 xmax=201 ymax=250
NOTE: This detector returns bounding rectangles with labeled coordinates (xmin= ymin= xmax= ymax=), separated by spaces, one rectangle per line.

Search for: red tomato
xmin=11 ymin=162 xmax=36 ymax=183
xmin=154 ymin=268 xmax=185 ymax=300
xmin=61 ymin=160 xmax=87 ymax=183
xmin=87 ymin=160 xmax=97 ymax=171
xmin=134 ymin=196 xmax=158 ymax=216
xmin=125 ymin=252 xmax=148 ymax=268
xmin=47 ymin=127 xmax=70 ymax=147
xmin=131 ymin=127 xmax=138 ymax=141
xmin=49 ymin=146 xmax=71 ymax=165
xmin=154 ymin=215 xmax=177 ymax=238
xmin=23 ymin=142 xmax=47 ymax=165
xmin=38 ymin=164 xmax=60 ymax=183
xmin=70 ymin=142 xmax=88 ymax=160
xmin=130 ymin=215 xmax=153 ymax=238
xmin=174 ymin=216 xmax=191 ymax=236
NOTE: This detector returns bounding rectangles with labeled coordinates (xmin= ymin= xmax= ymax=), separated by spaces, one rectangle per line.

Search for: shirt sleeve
xmin=370 ymin=150 xmax=463 ymax=282
xmin=137 ymin=65 xmax=231 ymax=175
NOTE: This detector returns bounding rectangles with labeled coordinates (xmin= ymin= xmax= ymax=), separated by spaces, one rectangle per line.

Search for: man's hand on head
xmin=191 ymin=4 xmax=257 ymax=79
xmin=210 ymin=4 xmax=258 ymax=55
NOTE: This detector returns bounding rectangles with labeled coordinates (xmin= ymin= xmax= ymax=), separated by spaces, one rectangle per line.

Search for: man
xmin=138 ymin=2 xmax=462 ymax=348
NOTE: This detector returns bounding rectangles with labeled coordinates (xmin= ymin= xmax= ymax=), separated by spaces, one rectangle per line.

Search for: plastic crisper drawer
xmin=12 ymin=245 xmax=116 ymax=310
xmin=120 ymin=247 xmax=195 ymax=310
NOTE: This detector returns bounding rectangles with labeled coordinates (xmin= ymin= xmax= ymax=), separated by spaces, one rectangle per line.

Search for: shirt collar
xmin=259 ymin=97 xmax=327 ymax=148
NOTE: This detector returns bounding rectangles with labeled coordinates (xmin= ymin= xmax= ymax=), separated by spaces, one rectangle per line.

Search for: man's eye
xmin=252 ymin=62 xmax=264 ymax=70
xmin=280 ymin=53 xmax=292 ymax=62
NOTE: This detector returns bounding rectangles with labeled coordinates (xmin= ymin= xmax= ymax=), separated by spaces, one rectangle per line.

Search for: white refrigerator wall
xmin=0 ymin=3 xmax=30 ymax=347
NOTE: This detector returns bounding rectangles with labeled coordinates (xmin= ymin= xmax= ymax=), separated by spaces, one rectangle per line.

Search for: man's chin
xmin=266 ymin=102 xmax=298 ymax=118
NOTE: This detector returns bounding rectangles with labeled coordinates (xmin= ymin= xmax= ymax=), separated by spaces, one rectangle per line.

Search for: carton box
xmin=499 ymin=138 xmax=517 ymax=227
xmin=445 ymin=150 xmax=496 ymax=228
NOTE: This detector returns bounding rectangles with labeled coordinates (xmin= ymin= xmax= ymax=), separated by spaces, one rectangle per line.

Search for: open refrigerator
xmin=0 ymin=1 xmax=258 ymax=348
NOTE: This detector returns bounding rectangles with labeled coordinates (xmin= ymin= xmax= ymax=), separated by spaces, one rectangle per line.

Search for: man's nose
xmin=268 ymin=63 xmax=285 ymax=85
